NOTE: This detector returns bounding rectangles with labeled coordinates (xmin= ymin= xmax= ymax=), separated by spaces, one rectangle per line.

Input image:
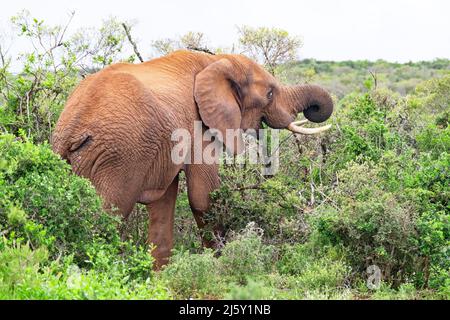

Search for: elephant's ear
xmin=194 ymin=59 xmax=244 ymax=155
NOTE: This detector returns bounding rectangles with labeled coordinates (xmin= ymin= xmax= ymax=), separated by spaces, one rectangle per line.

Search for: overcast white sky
xmin=1 ymin=0 xmax=449 ymax=62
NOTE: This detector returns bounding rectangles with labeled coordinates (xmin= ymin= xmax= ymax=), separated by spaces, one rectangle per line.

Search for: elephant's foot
xmin=151 ymin=246 xmax=171 ymax=271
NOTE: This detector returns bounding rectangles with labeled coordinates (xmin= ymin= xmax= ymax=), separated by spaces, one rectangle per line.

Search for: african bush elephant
xmin=52 ymin=50 xmax=333 ymax=268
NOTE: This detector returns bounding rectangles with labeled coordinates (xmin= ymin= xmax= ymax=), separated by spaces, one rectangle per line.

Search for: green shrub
xmin=225 ymin=279 xmax=273 ymax=300
xmin=368 ymin=282 xmax=446 ymax=300
xmin=277 ymin=242 xmax=350 ymax=291
xmin=416 ymin=124 xmax=449 ymax=157
xmin=313 ymin=162 xmax=420 ymax=283
xmin=159 ymin=249 xmax=221 ymax=299
xmin=0 ymin=241 xmax=48 ymax=296
xmin=0 ymin=133 xmax=159 ymax=291
xmin=322 ymin=91 xmax=408 ymax=174
xmin=294 ymin=258 xmax=349 ymax=291
xmin=218 ymin=223 xmax=275 ymax=284
xmin=208 ymin=163 xmax=307 ymax=245
xmin=160 ymin=224 xmax=275 ymax=298
xmin=0 ymin=240 xmax=170 ymax=300
xmin=312 ymin=153 xmax=449 ymax=291
xmin=0 ymin=134 xmax=122 ymax=264
xmin=406 ymin=153 xmax=449 ymax=290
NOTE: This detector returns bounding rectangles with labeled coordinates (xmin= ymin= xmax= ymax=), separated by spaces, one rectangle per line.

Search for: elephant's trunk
xmin=289 ymin=84 xmax=334 ymax=123
xmin=285 ymin=84 xmax=333 ymax=134
xmin=266 ymin=84 xmax=334 ymax=134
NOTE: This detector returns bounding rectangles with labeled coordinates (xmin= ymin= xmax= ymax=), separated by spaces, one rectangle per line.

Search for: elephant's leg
xmin=147 ymin=175 xmax=179 ymax=270
xmin=185 ymin=164 xmax=224 ymax=249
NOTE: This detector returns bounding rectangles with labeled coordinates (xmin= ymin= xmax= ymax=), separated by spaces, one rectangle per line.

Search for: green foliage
xmin=209 ymin=165 xmax=306 ymax=245
xmin=218 ymin=223 xmax=274 ymax=283
xmin=0 ymin=241 xmax=170 ymax=300
xmin=312 ymin=161 xmax=420 ymax=284
xmin=160 ymin=249 xmax=221 ymax=299
xmin=0 ymin=134 xmax=169 ymax=299
xmin=0 ymin=241 xmax=48 ymax=296
xmin=307 ymin=79 xmax=449 ymax=290
xmin=0 ymin=11 xmax=135 ymax=144
xmin=225 ymin=279 xmax=273 ymax=300
xmin=277 ymin=59 xmax=450 ymax=98
xmin=277 ymin=242 xmax=350 ymax=291
xmin=0 ymin=134 xmax=120 ymax=263
xmin=161 ymin=225 xmax=274 ymax=298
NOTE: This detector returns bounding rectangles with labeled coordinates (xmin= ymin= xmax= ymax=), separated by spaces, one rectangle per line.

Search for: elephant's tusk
xmin=292 ymin=119 xmax=309 ymax=126
xmin=287 ymin=121 xmax=332 ymax=135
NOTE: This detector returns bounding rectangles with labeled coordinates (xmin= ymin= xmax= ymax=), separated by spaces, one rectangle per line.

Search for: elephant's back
xmin=67 ymin=68 xmax=174 ymax=122
xmin=53 ymin=68 xmax=180 ymax=162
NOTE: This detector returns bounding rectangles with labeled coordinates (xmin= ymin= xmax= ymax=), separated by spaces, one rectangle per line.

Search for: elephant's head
xmin=194 ymin=55 xmax=333 ymax=154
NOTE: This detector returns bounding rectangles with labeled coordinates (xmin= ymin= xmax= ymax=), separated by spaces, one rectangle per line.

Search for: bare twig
xmin=121 ymin=23 xmax=144 ymax=63
xmin=309 ymin=164 xmax=315 ymax=206
xmin=58 ymin=11 xmax=75 ymax=46
xmin=369 ymin=70 xmax=378 ymax=89
xmin=186 ymin=45 xmax=215 ymax=55
xmin=230 ymin=184 xmax=262 ymax=192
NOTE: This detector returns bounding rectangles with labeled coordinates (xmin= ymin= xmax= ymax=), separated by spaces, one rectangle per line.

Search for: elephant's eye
xmin=267 ymin=89 xmax=273 ymax=100
xmin=69 ymin=134 xmax=91 ymax=153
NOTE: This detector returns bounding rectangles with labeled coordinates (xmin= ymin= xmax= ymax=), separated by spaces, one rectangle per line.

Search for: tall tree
xmin=151 ymin=31 xmax=211 ymax=56
xmin=237 ymin=26 xmax=302 ymax=75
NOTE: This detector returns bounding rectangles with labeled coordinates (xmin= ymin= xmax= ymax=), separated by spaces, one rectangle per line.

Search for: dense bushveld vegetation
xmin=0 ymin=12 xmax=448 ymax=299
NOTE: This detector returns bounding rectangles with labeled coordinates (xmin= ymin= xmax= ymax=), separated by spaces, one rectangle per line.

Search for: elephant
xmin=52 ymin=50 xmax=333 ymax=269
